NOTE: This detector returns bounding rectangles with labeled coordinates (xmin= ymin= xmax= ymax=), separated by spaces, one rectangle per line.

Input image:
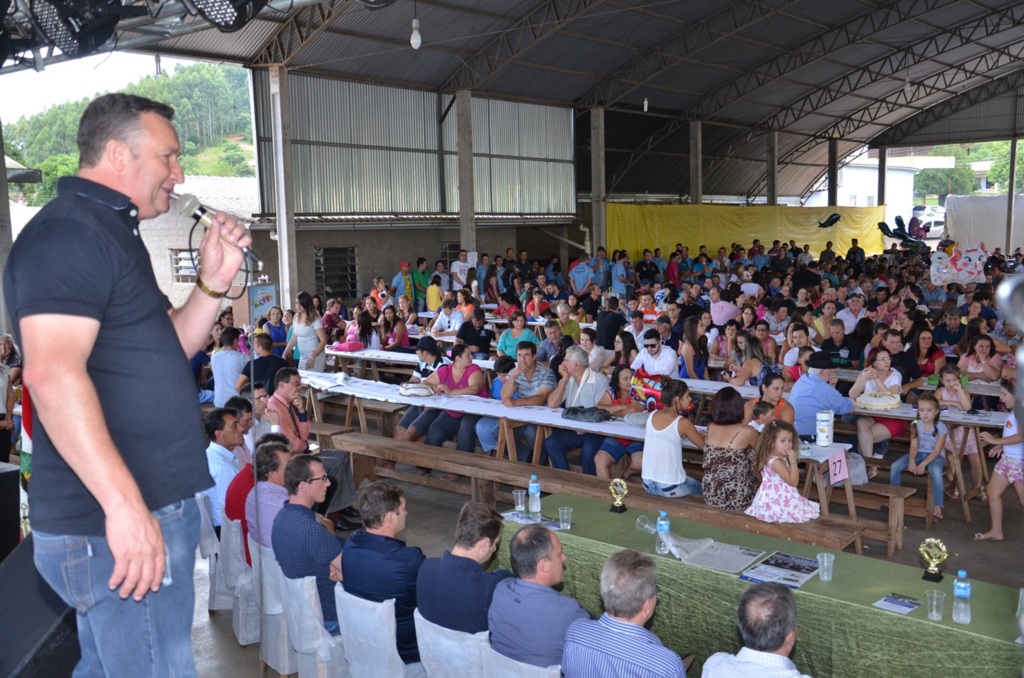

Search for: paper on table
xmin=501 ymin=510 xmax=562 ymax=530
xmin=665 ymin=534 xmax=765 ymax=574
xmin=873 ymin=593 xmax=920 ymax=615
xmin=740 ymin=551 xmax=820 ymax=589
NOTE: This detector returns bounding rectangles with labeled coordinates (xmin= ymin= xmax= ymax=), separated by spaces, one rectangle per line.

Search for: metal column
xmin=689 ymin=121 xmax=702 ymax=204
xmin=268 ymin=65 xmax=298 ymax=305
xmin=590 ymin=107 xmax=606 ymax=251
xmin=455 ymin=89 xmax=477 ymax=252
xmin=0 ymin=116 xmax=12 ymax=333
xmin=877 ymin=145 xmax=887 ymax=207
xmin=1007 ymin=136 xmax=1017 ymax=254
xmin=827 ymin=138 xmax=838 ymax=206
xmin=766 ymin=130 xmax=778 ymax=206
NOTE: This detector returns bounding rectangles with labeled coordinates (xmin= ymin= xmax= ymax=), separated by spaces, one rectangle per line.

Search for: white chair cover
xmin=220 ymin=517 xmax=247 ymax=589
xmin=194 ymin=494 xmax=232 ymax=611
xmin=413 ymin=609 xmax=487 ymax=677
xmin=280 ymin=575 xmax=349 ymax=678
xmin=255 ymin=542 xmax=298 ymax=675
xmin=480 ymin=644 xmax=560 ymax=678
xmin=334 ymin=585 xmax=425 ymax=678
xmin=223 ymin=520 xmax=259 ymax=645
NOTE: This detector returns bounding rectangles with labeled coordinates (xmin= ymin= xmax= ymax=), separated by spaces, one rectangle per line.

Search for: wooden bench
xmin=313 ymin=392 xmax=408 ymax=438
xmin=333 ymin=433 xmax=866 ymax=554
xmin=806 ymin=482 xmax=915 ymax=556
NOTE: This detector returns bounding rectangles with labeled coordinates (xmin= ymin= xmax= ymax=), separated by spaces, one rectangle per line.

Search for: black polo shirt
xmin=455 ymin=321 xmax=496 ymax=352
xmin=5 ymin=177 xmax=212 ymax=536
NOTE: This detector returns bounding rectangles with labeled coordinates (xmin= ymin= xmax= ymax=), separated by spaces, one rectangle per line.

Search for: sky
xmin=0 ymin=52 xmax=196 ymax=125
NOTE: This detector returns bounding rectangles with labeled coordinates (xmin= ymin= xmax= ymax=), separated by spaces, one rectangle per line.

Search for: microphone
xmin=172 ymin=192 xmax=264 ymax=271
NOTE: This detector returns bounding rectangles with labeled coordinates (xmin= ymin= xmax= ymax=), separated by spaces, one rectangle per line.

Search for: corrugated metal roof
xmin=32 ymin=0 xmax=1024 ymax=201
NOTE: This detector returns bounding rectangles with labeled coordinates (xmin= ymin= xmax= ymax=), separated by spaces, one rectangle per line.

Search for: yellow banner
xmin=607 ymin=204 xmax=886 ymax=263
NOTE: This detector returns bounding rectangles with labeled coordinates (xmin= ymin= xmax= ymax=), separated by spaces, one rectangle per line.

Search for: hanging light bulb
xmin=643 ymin=97 xmax=648 ymax=112
xmin=410 ymin=17 xmax=422 ymax=49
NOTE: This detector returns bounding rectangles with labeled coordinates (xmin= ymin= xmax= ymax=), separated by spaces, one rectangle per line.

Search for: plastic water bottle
xmin=527 ymin=475 xmax=541 ymax=516
xmin=655 ymin=511 xmax=670 ymax=555
xmin=952 ymin=570 xmax=972 ymax=625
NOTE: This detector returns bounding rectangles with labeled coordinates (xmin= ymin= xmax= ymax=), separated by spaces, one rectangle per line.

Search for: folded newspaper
xmin=662 ymin=533 xmax=764 ymax=574
xmin=739 ymin=551 xmax=820 ymax=588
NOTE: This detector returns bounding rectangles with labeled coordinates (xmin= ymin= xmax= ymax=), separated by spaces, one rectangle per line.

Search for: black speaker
xmin=0 ymin=535 xmax=79 ymax=677
xmin=0 ymin=463 xmax=20 ymax=562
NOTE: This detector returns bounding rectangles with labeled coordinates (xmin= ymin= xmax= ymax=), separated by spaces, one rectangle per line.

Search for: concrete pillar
xmin=689 ymin=121 xmax=702 ymax=204
xmin=455 ymin=89 xmax=477 ymax=252
xmin=1007 ymin=136 xmax=1018 ymax=253
xmin=0 ymin=116 xmax=12 ymax=334
xmin=827 ymin=138 xmax=838 ymax=206
xmin=268 ymin=65 xmax=298 ymax=305
xmin=766 ymin=130 xmax=778 ymax=206
xmin=590 ymin=107 xmax=606 ymax=251
xmin=877 ymin=145 xmax=887 ymax=207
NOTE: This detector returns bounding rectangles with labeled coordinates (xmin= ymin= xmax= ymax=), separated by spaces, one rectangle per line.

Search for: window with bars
xmin=440 ymin=242 xmax=461 ymax=269
xmin=170 ymin=249 xmax=198 ymax=284
xmin=314 ymin=246 xmax=359 ymax=303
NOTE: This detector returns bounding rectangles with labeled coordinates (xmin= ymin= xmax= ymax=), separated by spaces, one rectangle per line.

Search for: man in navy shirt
xmin=416 ymin=502 xmax=513 ymax=633
xmin=271 ymin=454 xmax=344 ymax=633
xmin=455 ymin=308 xmax=497 ymax=360
xmin=488 ymin=524 xmax=590 ymax=668
xmin=342 ymin=482 xmax=426 ymax=664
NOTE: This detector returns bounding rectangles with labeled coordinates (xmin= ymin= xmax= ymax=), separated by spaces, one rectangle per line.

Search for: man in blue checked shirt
xmin=562 ymin=549 xmax=686 ymax=677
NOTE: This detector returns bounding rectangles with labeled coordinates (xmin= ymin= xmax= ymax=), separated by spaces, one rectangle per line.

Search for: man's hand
xmin=292 ymin=395 xmax=306 ymax=413
xmin=196 ymin=211 xmax=251 ymax=293
xmin=264 ymin=408 xmax=280 ymax=426
xmin=106 ymin=502 xmax=166 ymax=601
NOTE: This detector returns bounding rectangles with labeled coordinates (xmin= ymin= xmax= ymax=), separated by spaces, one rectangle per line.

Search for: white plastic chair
xmin=194 ymin=493 xmax=232 ymax=612
xmin=280 ymin=575 xmax=349 ymax=678
xmin=412 ymin=609 xmax=487 ymax=677
xmin=334 ymin=585 xmax=426 ymax=678
xmin=480 ymin=644 xmax=560 ymax=678
xmin=252 ymin=540 xmax=299 ymax=676
xmin=221 ymin=517 xmax=259 ymax=645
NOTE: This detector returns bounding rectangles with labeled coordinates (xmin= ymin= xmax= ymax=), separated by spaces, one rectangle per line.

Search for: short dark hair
xmin=204 ymin=407 xmax=238 ymax=441
xmin=78 ymin=93 xmax=175 ymax=168
xmin=516 ymin=340 xmax=538 ymax=355
xmin=493 ymin=355 xmax=516 ymax=374
xmin=737 ymin=583 xmax=797 ymax=652
xmin=253 ymin=333 xmax=273 ymax=352
xmin=224 ymin=396 xmax=252 ymax=415
xmin=453 ymin=502 xmax=503 ymax=549
xmin=284 ymin=454 xmax=322 ymax=495
xmin=255 ymin=439 xmax=291 ymax=481
xmin=358 ymin=481 xmax=405 ymax=529
xmin=220 ymin=326 xmax=242 ymax=348
xmin=510 ymin=524 xmax=555 ymax=579
xmin=710 ymin=387 xmax=746 ymax=425
xmin=643 ymin=329 xmax=660 ymax=342
xmin=473 ymin=308 xmax=486 ymax=321
xmin=275 ymin=366 xmax=300 ymax=387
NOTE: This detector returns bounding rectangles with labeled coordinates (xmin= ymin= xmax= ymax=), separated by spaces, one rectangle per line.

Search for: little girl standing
xmin=890 ymin=394 xmax=947 ymax=520
xmin=972 ymin=380 xmax=1024 ymax=542
xmin=745 ymin=421 xmax=820 ymax=523
xmin=935 ymin=365 xmax=984 ymax=501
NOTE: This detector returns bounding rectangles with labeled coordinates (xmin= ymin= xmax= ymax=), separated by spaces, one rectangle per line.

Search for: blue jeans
xmin=599 ymin=438 xmax=644 ymax=461
xmin=890 ymin=451 xmax=945 ymax=508
xmin=33 ymin=498 xmax=200 ymax=678
xmin=425 ymin=412 xmax=481 ymax=452
xmin=543 ymin=430 xmax=603 ymax=472
xmin=476 ymin=417 xmax=500 ymax=453
xmin=475 ymin=419 xmax=537 ymax=461
xmin=644 ymin=477 xmax=702 ymax=497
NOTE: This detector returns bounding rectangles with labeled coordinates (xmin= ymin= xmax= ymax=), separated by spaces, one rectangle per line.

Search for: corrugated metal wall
xmin=253 ymin=70 xmax=575 ymax=216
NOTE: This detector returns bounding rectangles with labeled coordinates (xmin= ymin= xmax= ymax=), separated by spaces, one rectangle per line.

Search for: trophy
xmin=919 ymin=538 xmax=948 ymax=582
xmin=609 ymin=478 xmax=628 ymax=513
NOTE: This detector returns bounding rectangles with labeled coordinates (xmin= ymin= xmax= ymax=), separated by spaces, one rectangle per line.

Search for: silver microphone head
xmin=174 ymin=193 xmax=203 ymax=218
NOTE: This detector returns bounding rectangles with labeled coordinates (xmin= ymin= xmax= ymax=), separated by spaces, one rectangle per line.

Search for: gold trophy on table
xmin=920 ymin=538 xmax=948 ymax=582
xmin=609 ymin=478 xmax=628 ymax=513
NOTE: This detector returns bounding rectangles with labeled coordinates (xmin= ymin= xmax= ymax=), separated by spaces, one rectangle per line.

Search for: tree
xmin=985 ymin=140 xmax=1024 ymax=194
xmin=914 ymin=144 xmax=976 ymax=205
xmin=23 ymin=153 xmax=78 ymax=206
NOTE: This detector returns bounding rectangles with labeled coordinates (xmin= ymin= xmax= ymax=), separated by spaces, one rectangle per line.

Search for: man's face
xmin=774 ymin=307 xmax=788 ymax=322
xmin=473 ymin=316 xmax=484 ymax=329
xmin=654 ymin=249 xmax=662 ymax=258
xmin=829 ymin=324 xmax=845 ymax=343
xmin=883 ymin=334 xmax=902 ymax=354
xmin=848 ymin=295 xmax=863 ymax=311
xmin=641 ymin=294 xmax=654 ymax=308
xmin=517 ymin=348 xmax=536 ymax=371
xmin=237 ymin=409 xmax=253 ymax=434
xmin=216 ymin=414 xmax=243 ymax=448
xmin=946 ymin=314 xmax=960 ymax=330
xmin=708 ymin=287 xmax=720 ymax=302
xmin=253 ymin=388 xmax=268 ymax=417
xmin=644 ymin=252 xmax=652 ymax=262
xmin=536 ymin=274 xmax=547 ymax=288
xmin=304 ymin=461 xmax=330 ymax=504
xmin=269 ymin=451 xmax=291 ymax=486
xmin=631 ymin=316 xmax=644 ymax=330
xmin=436 ymin=262 xmax=445 ymax=272
xmin=121 ymin=112 xmax=184 ymax=220
xmin=391 ymin=497 xmax=408 ymax=534
xmin=480 ymin=255 xmax=489 ymax=266
xmin=458 ymin=251 xmax=468 ymax=262
xmin=546 ymin=534 xmax=567 ymax=585
xmin=277 ymin=375 xmax=301 ymax=401
xmin=557 ymin=306 xmax=569 ymax=322
xmin=545 ymin=326 xmax=562 ymax=343
xmin=792 ymin=330 xmax=808 ymax=348
xmin=221 ymin=313 xmax=234 ymax=327
xmin=519 ymin=251 xmax=528 ymax=263
xmin=657 ymin=322 xmax=671 ymax=338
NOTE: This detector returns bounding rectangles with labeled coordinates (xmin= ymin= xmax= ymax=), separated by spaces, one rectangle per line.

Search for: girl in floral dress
xmin=745 ymin=421 xmax=820 ymax=523
xmin=936 ymin=364 xmax=984 ymax=501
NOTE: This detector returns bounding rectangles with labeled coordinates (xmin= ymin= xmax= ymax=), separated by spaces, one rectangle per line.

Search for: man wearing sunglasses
xmin=630 ymin=329 xmax=679 ymax=378
xmin=272 ymin=454 xmax=346 ymax=635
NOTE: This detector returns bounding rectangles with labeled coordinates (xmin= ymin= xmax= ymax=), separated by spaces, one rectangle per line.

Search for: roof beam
xmin=441 ymin=0 xmax=607 ymax=93
xmin=578 ymin=0 xmax=804 ymax=109
xmin=251 ymin=0 xmax=358 ymax=66
xmin=870 ymin=68 xmax=1024 ymax=147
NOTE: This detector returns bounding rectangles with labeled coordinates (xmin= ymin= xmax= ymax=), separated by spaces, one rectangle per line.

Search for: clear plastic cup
xmin=636 ymin=515 xmax=656 ymax=533
xmin=926 ymin=589 xmax=946 ymax=621
xmin=558 ymin=507 xmax=573 ymax=530
xmin=817 ymin=553 xmax=835 ymax=582
xmin=513 ymin=489 xmax=526 ymax=512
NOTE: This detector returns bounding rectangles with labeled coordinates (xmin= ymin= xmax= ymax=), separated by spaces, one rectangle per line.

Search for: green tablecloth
xmin=495 ymin=493 xmax=1023 ymax=677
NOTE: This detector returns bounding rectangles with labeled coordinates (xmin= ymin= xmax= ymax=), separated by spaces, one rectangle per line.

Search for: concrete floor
xmin=192 ymin=463 xmax=1022 ymax=677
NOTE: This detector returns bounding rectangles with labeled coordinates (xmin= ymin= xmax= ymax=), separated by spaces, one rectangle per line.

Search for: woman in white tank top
xmin=642 ymin=380 xmax=707 ymax=497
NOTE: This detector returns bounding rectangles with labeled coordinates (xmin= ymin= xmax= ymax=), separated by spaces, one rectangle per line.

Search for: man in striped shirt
xmin=562 ymin=550 xmax=686 ymax=678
